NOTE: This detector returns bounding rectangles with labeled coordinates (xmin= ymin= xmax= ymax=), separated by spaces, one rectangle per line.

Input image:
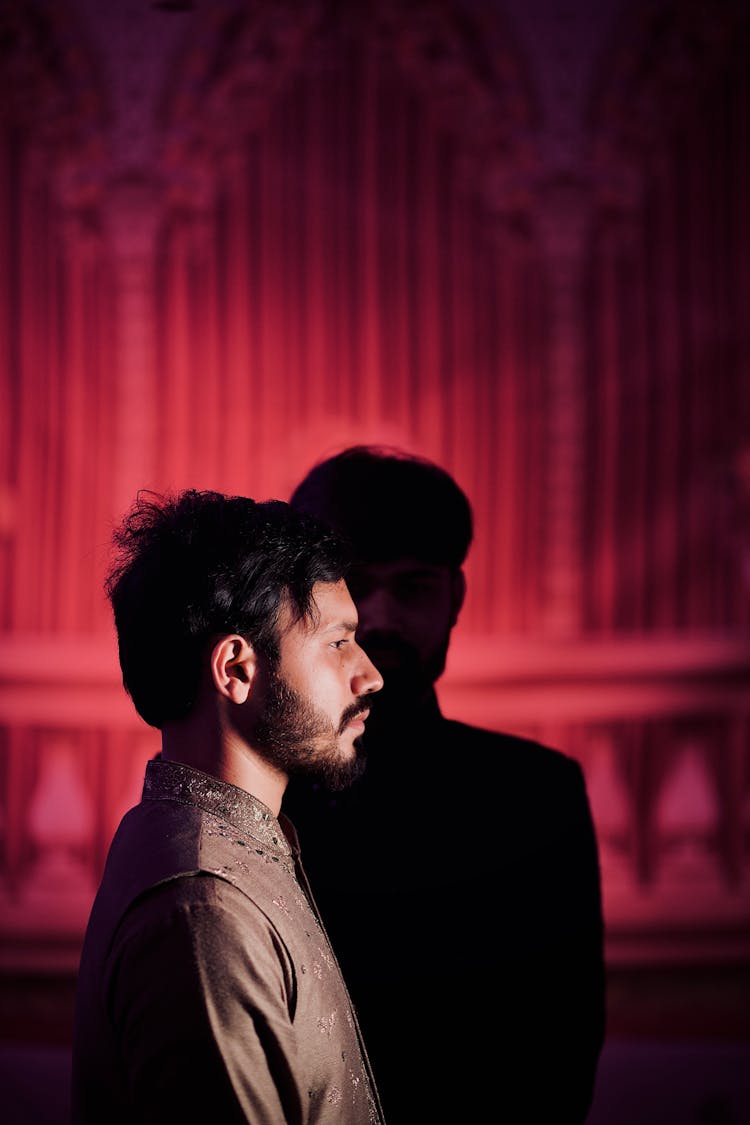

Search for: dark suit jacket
xmin=284 ymin=694 xmax=606 ymax=1124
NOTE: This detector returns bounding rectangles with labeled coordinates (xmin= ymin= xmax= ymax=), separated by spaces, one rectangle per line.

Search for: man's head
xmin=290 ymin=446 xmax=473 ymax=707
xmin=106 ymin=489 xmax=382 ymax=787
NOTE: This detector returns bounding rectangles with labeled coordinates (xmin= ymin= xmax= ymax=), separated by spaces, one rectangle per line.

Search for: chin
xmin=319 ymin=752 xmax=367 ymax=792
xmin=338 ymin=732 xmax=366 ymax=763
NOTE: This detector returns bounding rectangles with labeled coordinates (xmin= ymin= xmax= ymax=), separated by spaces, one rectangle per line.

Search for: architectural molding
xmin=0 ymin=0 xmax=108 ymax=181
xmin=159 ymin=0 xmax=536 ymax=226
xmin=590 ymin=0 xmax=750 ymax=157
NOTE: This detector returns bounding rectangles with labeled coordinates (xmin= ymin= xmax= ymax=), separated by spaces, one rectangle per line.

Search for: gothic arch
xmin=148 ymin=1 xmax=557 ymax=639
xmin=581 ymin=0 xmax=750 ymax=632
xmin=158 ymin=0 xmax=537 ymax=220
xmin=589 ymin=0 xmax=749 ymax=159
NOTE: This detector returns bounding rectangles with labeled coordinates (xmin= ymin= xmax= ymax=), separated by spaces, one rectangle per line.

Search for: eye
xmin=331 ymin=638 xmax=349 ymax=650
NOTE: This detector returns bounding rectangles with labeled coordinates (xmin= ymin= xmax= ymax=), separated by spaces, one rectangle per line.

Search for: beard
xmin=250 ymin=667 xmax=370 ymax=792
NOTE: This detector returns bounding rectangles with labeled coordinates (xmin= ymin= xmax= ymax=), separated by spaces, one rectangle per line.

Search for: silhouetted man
xmin=284 ymin=446 xmax=606 ymax=1124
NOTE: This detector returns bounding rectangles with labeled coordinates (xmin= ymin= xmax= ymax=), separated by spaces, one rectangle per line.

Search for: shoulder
xmin=107 ymin=797 xmax=293 ymax=896
xmin=88 ymin=799 xmax=299 ymax=969
xmin=112 ymin=874 xmax=286 ymax=967
xmin=100 ymin=875 xmax=298 ymax=1054
xmin=441 ymin=718 xmax=584 ymax=788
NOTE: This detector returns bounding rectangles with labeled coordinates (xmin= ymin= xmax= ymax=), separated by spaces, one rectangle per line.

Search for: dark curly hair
xmin=106 ymin=489 xmax=350 ymax=729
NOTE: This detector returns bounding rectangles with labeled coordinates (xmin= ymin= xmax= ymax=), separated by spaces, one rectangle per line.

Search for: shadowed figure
xmin=284 ymin=446 xmax=606 ymax=1124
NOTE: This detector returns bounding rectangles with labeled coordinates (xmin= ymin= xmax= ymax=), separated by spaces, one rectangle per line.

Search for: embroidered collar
xmin=142 ymin=757 xmax=293 ymax=859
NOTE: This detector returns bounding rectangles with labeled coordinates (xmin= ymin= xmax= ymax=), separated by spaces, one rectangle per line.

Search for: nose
xmin=351 ymin=644 xmax=384 ymax=696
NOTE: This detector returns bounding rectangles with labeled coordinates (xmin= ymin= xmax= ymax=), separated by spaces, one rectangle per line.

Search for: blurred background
xmin=0 ymin=0 xmax=749 ymax=1121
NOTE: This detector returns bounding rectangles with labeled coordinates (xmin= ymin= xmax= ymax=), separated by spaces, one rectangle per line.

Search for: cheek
xmin=276 ymin=643 xmax=317 ymax=699
xmin=304 ymin=665 xmax=346 ymax=717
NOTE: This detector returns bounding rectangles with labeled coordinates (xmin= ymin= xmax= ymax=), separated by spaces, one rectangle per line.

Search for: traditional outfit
xmin=72 ymin=758 xmax=383 ymax=1125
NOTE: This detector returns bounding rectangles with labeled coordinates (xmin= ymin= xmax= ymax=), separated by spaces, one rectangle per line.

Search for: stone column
xmin=103 ymin=177 xmax=162 ymax=518
xmin=535 ymin=177 xmax=590 ymax=635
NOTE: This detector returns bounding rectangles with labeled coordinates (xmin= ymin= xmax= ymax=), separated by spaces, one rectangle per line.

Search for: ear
xmin=209 ymin=635 xmax=257 ymax=705
xmin=449 ymin=569 xmax=466 ymax=627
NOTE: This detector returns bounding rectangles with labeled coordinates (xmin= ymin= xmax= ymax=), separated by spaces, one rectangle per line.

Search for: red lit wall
xmin=0 ymin=0 xmax=748 ymax=1041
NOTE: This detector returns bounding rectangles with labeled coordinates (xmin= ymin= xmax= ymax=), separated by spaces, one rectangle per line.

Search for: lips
xmin=339 ymin=706 xmax=370 ymax=735
xmin=339 ymin=702 xmax=371 ymax=738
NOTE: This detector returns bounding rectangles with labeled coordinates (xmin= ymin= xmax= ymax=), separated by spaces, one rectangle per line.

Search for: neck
xmin=160 ymin=707 xmax=287 ymax=816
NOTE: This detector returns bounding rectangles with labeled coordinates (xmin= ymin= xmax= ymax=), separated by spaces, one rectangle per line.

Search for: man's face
xmin=250 ymin=579 xmax=383 ymax=790
xmin=345 ymin=558 xmax=464 ymax=709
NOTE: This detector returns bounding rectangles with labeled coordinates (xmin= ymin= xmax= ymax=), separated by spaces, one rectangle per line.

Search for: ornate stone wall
xmin=0 ymin=0 xmax=748 ymax=1036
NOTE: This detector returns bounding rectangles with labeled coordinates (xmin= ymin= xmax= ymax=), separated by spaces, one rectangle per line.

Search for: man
xmin=284 ymin=446 xmax=606 ymax=1124
xmin=72 ymin=489 xmax=385 ymax=1125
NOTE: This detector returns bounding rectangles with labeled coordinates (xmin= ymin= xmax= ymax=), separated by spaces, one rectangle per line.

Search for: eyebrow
xmin=323 ymin=620 xmax=358 ymax=634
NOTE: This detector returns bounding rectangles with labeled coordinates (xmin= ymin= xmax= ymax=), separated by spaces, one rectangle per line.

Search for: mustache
xmin=337 ymin=699 xmax=374 ymax=734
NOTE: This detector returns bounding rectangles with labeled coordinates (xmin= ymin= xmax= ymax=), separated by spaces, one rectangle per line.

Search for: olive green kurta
xmin=72 ymin=758 xmax=383 ymax=1125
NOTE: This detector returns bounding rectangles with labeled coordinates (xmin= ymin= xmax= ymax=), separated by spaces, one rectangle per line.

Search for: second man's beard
xmin=355 ymin=630 xmax=449 ymax=716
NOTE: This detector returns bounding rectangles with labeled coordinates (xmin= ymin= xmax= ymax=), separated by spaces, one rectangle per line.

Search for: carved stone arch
xmin=159 ymin=0 xmax=538 ymax=225
xmin=0 ymin=0 xmax=109 ymax=209
xmin=150 ymin=0 xmax=558 ymax=636
xmin=589 ymin=0 xmax=749 ymax=168
xmin=579 ymin=0 xmax=750 ymax=633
